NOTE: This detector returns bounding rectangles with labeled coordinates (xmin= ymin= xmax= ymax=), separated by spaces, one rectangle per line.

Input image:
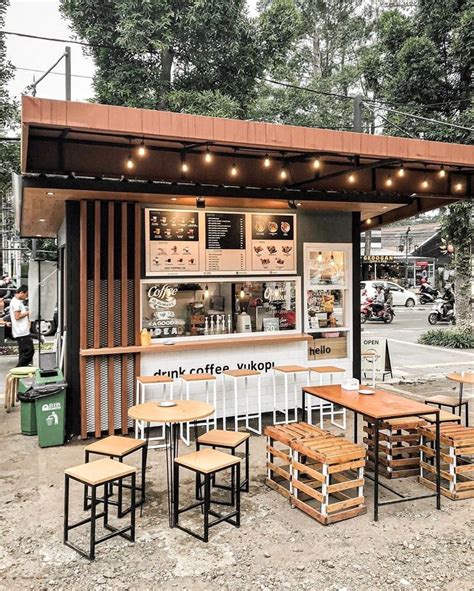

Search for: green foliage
xmin=418 ymin=329 xmax=474 ymax=349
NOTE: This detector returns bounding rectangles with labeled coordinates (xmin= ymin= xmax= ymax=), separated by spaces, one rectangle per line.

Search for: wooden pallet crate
xmin=418 ymin=423 xmax=474 ymax=500
xmin=264 ymin=423 xmax=329 ymax=499
xmin=290 ymin=435 xmax=367 ymax=525
xmin=364 ymin=417 xmax=426 ymax=479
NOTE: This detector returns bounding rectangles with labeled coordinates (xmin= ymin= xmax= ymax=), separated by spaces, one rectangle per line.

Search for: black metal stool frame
xmin=83 ymin=444 xmax=147 ymax=518
xmin=424 ymin=399 xmax=469 ymax=427
xmin=64 ymin=472 xmax=136 ymax=560
xmin=196 ymin=437 xmax=250 ymax=505
xmin=173 ymin=461 xmax=240 ymax=543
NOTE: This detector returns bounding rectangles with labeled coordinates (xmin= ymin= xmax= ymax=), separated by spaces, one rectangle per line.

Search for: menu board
xmin=251 ymin=214 xmax=295 ymax=272
xmin=144 ymin=208 xmax=296 ymax=277
xmin=205 ymin=213 xmax=246 ymax=272
xmin=147 ymin=210 xmax=200 ymax=274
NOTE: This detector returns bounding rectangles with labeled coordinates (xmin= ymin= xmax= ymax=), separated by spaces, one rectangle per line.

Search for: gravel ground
xmin=1 ymin=379 xmax=473 ymax=591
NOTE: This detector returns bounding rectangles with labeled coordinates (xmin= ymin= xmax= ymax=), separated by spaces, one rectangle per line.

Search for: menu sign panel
xmin=205 ymin=213 xmax=246 ymax=272
xmin=144 ymin=208 xmax=296 ymax=277
xmin=147 ymin=210 xmax=200 ymax=274
xmin=251 ymin=214 xmax=295 ymax=273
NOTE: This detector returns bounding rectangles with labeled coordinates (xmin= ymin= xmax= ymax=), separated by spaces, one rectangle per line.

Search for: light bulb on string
xmin=454 ymin=182 xmax=463 ymax=191
xmin=280 ymin=167 xmax=288 ymax=181
xmin=263 ymin=154 xmax=271 ymax=168
xmin=204 ymin=285 xmax=209 ymax=299
xmin=239 ymin=285 xmax=245 ymax=299
xmin=330 ymin=253 xmax=336 ymax=267
xmin=385 ymin=174 xmax=393 ymax=187
xmin=422 ymin=176 xmax=429 ymax=189
xmin=126 ymin=151 xmax=134 ymax=170
xmin=181 ymin=152 xmax=188 ymax=173
xmin=366 ymin=218 xmax=372 ymax=225
xmin=230 ymin=161 xmax=238 ymax=177
xmin=137 ymin=139 xmax=147 ymax=157
xmin=317 ymin=251 xmax=323 ymax=263
xmin=398 ymin=164 xmax=405 ymax=177
xmin=313 ymin=156 xmax=321 ymax=170
xmin=348 ymin=173 xmax=356 ymax=184
xmin=204 ymin=148 xmax=213 ymax=163
xmin=438 ymin=166 xmax=446 ymax=178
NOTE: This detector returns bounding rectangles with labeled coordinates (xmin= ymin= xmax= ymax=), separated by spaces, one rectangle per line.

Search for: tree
xmin=60 ymin=0 xmax=301 ymax=116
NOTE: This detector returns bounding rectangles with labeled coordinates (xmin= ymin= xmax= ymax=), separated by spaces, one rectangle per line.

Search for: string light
xmin=204 ymin=148 xmax=213 ymax=163
xmin=280 ymin=166 xmax=288 ymax=180
xmin=348 ymin=173 xmax=356 ymax=184
xmin=230 ymin=161 xmax=238 ymax=177
xmin=330 ymin=253 xmax=336 ymax=267
xmin=454 ymin=182 xmax=463 ymax=191
xmin=126 ymin=138 xmax=134 ymax=169
xmin=263 ymin=154 xmax=271 ymax=168
xmin=421 ymin=176 xmax=429 ymax=189
xmin=366 ymin=218 xmax=372 ymax=225
xmin=204 ymin=285 xmax=209 ymax=298
xmin=181 ymin=152 xmax=188 ymax=173
xmin=313 ymin=156 xmax=321 ymax=169
xmin=137 ymin=139 xmax=147 ymax=157
xmin=317 ymin=251 xmax=323 ymax=263
xmin=438 ymin=165 xmax=446 ymax=178
xmin=385 ymin=174 xmax=393 ymax=187
xmin=240 ymin=285 xmax=245 ymax=299
xmin=398 ymin=164 xmax=405 ymax=177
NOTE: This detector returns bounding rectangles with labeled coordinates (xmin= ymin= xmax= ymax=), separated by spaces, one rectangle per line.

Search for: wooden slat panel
xmin=107 ymin=203 xmax=114 ymax=435
xmin=79 ymin=201 xmax=88 ymax=439
xmin=292 ymin=479 xmax=324 ymax=503
xmin=93 ymin=202 xmax=101 ymax=437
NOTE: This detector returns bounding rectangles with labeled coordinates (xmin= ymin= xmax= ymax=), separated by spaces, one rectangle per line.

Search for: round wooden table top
xmin=447 ymin=372 xmax=474 ymax=385
xmin=128 ymin=399 xmax=214 ymax=423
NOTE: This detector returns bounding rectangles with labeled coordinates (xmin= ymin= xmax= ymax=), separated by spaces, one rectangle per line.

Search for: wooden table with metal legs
xmin=128 ymin=400 xmax=214 ymax=527
xmin=301 ymin=385 xmax=441 ymax=521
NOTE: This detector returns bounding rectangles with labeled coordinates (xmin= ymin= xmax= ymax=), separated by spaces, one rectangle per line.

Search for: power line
xmin=363 ymin=102 xmax=415 ymax=138
xmin=3 ymin=30 xmax=115 ymax=50
xmin=378 ymin=105 xmax=474 ymax=133
xmin=15 ymin=66 xmax=93 ymax=80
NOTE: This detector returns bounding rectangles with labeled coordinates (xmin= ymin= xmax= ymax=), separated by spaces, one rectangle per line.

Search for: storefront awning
xmin=19 ymin=96 xmax=473 ymax=237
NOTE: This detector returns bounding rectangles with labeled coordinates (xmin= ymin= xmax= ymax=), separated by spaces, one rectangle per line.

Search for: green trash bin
xmin=33 ymin=369 xmax=67 ymax=448
xmin=19 ymin=377 xmax=37 ymax=435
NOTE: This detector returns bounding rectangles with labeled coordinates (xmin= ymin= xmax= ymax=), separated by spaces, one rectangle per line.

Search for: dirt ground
xmin=1 ymin=379 xmax=473 ymax=591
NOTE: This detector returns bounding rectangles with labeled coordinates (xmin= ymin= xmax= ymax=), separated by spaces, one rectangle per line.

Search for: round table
xmin=128 ymin=400 xmax=214 ymax=527
xmin=447 ymin=372 xmax=473 ymax=425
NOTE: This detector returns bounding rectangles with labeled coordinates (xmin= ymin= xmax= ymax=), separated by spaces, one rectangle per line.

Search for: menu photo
xmin=251 ymin=213 xmax=296 ymax=273
xmin=147 ymin=209 xmax=200 ymax=275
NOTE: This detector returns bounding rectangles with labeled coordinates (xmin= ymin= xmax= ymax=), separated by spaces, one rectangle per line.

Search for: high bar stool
xmin=180 ymin=373 xmax=217 ymax=445
xmin=83 ymin=435 xmax=147 ymax=517
xmin=272 ymin=365 xmax=308 ymax=425
xmin=173 ymin=448 xmax=241 ymax=542
xmin=222 ymin=369 xmax=262 ymax=435
xmin=196 ymin=429 xmax=250 ymax=496
xmin=4 ymin=366 xmax=36 ymax=413
xmin=307 ymin=366 xmax=347 ymax=430
xmin=64 ymin=458 xmax=136 ymax=560
xmin=135 ymin=375 xmax=174 ymax=448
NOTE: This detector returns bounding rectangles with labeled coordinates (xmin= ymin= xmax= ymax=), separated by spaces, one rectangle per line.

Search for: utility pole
xmin=65 ymin=46 xmax=71 ymax=100
xmin=353 ymin=95 xmax=371 ymax=261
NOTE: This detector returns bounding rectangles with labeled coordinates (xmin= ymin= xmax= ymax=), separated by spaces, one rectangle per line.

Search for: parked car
xmin=360 ymin=280 xmax=417 ymax=307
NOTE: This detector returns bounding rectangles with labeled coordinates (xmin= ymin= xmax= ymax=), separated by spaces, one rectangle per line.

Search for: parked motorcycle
xmin=360 ymin=299 xmax=395 ymax=324
xmin=428 ymin=298 xmax=456 ymax=325
xmin=419 ymin=284 xmax=439 ymax=305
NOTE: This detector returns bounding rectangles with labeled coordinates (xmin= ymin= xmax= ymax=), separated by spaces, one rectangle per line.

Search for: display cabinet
xmin=141 ymin=277 xmax=301 ymax=341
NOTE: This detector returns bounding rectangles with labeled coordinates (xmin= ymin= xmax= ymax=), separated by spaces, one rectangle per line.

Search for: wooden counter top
xmin=80 ymin=333 xmax=312 ymax=357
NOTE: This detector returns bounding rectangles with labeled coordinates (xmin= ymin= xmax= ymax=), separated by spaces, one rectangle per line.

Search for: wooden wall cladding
xmin=79 ymin=200 xmax=141 ymax=438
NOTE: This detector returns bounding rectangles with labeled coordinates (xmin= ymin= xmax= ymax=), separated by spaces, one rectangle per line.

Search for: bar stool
xmin=180 ymin=374 xmax=217 ymax=445
xmin=4 ymin=366 xmax=36 ymax=413
xmin=64 ymin=458 xmax=136 ymax=560
xmin=84 ymin=435 xmax=147 ymax=517
xmin=307 ymin=366 xmax=346 ymax=429
xmin=424 ymin=395 xmax=469 ymax=427
xmin=196 ymin=429 xmax=250 ymax=495
xmin=222 ymin=369 xmax=262 ymax=434
xmin=173 ymin=448 xmax=241 ymax=542
xmin=272 ymin=365 xmax=308 ymax=425
xmin=362 ymin=352 xmax=376 ymax=387
xmin=135 ymin=375 xmax=174 ymax=448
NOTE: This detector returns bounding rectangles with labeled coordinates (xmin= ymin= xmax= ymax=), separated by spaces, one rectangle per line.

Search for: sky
xmin=5 ymin=0 xmax=258 ymax=104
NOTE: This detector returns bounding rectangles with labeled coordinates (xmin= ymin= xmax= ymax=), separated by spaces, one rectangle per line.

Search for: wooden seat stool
xmin=173 ymin=448 xmax=241 ymax=542
xmin=4 ymin=366 xmax=36 ymax=413
xmin=264 ymin=422 xmax=330 ymax=499
xmin=196 ymin=429 xmax=250 ymax=498
xmin=363 ymin=417 xmax=426 ymax=479
xmin=222 ymin=369 xmax=262 ymax=434
xmin=419 ymin=423 xmax=474 ymax=500
xmin=135 ymin=375 xmax=174 ymax=448
xmin=307 ymin=366 xmax=347 ymax=430
xmin=84 ymin=436 xmax=147 ymax=517
xmin=424 ymin=395 xmax=469 ymax=427
xmin=64 ymin=458 xmax=136 ymax=560
xmin=272 ymin=365 xmax=307 ymax=425
xmin=180 ymin=374 xmax=217 ymax=445
xmin=290 ymin=434 xmax=366 ymax=525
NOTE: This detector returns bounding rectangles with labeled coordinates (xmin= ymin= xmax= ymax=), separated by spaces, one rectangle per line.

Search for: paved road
xmin=362 ymin=305 xmax=474 ymax=379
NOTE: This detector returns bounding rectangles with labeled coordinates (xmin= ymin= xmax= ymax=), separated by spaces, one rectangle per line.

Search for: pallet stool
xmin=173 ymin=448 xmax=241 ymax=542
xmin=64 ymin=458 xmax=136 ymax=560
xmin=264 ymin=422 xmax=330 ymax=499
xmin=196 ymin=429 xmax=250 ymax=496
xmin=135 ymin=375 xmax=174 ymax=448
xmin=290 ymin=435 xmax=366 ymax=525
xmin=424 ymin=395 xmax=469 ymax=427
xmin=4 ymin=366 xmax=36 ymax=413
xmin=272 ymin=365 xmax=307 ymax=425
xmin=84 ymin=435 xmax=147 ymax=517
xmin=222 ymin=369 xmax=262 ymax=434
xmin=419 ymin=423 xmax=474 ymax=500
xmin=307 ymin=366 xmax=347 ymax=429
xmin=180 ymin=374 xmax=217 ymax=445
xmin=363 ymin=417 xmax=426 ymax=479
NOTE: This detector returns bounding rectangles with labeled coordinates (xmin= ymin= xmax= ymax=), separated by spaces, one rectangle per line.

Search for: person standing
xmin=10 ymin=285 xmax=34 ymax=367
